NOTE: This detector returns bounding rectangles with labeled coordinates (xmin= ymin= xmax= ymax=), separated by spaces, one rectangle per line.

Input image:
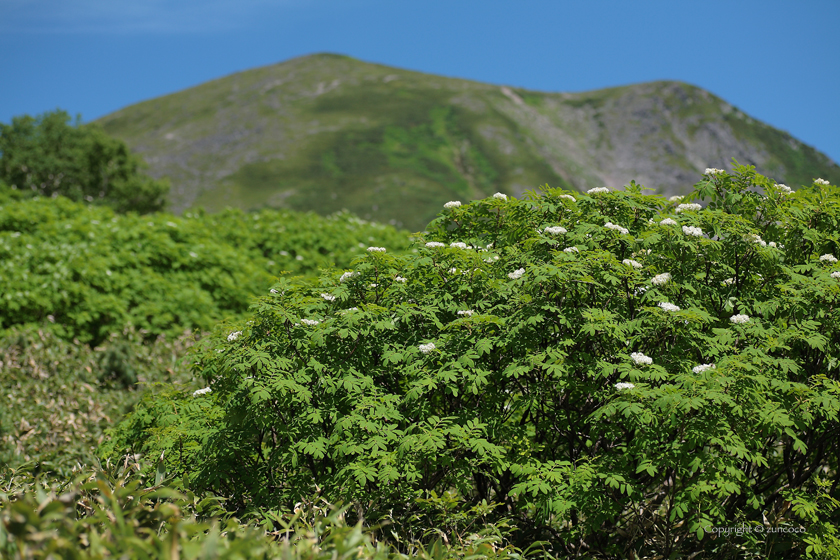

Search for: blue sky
xmin=1 ymin=0 xmax=838 ymax=164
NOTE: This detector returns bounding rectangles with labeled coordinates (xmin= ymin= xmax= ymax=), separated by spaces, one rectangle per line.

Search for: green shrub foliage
xmin=0 ymin=197 xmax=410 ymax=344
xmin=0 ymin=110 xmax=170 ymax=213
xmin=113 ymin=165 xmax=840 ymax=558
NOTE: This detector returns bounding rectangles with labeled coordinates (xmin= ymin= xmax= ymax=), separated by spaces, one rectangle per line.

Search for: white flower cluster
xmin=669 ymin=196 xmax=684 ymax=202
xmin=418 ymin=343 xmax=436 ymax=354
xmin=676 ymin=203 xmax=702 ymax=213
xmin=563 ymin=247 xmax=579 ymax=253
xmin=450 ymin=242 xmax=468 ymax=249
xmin=484 ymin=255 xmax=500 ymax=263
xmin=338 ymin=307 xmax=358 ymax=314
xmin=814 ymin=178 xmax=830 ymax=186
xmin=682 ymin=225 xmax=703 ymax=237
xmin=605 ymin=222 xmax=630 ymax=235
xmin=321 ymin=293 xmax=336 ymax=301
xmin=227 ymin=331 xmax=241 ymax=342
xmin=395 ymin=276 xmax=407 ymax=282
xmin=559 ymin=194 xmax=577 ymax=202
xmin=425 ymin=242 xmax=446 ymax=248
xmin=746 ymin=234 xmax=767 ymax=247
xmin=722 ymin=277 xmax=736 ymax=286
xmin=192 ymin=387 xmax=212 ymax=397
xmin=300 ymin=319 xmax=320 ymax=326
xmin=270 ymin=288 xmax=279 ymax=294
xmin=622 ymin=259 xmax=643 ymax=269
xmin=457 ymin=310 xmax=474 ymax=316
xmin=615 ymin=382 xmax=636 ymax=390
xmin=775 ymin=184 xmax=794 ymax=195
xmin=444 ymin=201 xmax=461 ymax=208
xmin=631 ymin=352 xmax=652 ymax=366
xmin=367 ymin=246 xmax=386 ymax=252
xmin=705 ymin=168 xmax=725 ymax=175
xmin=730 ymin=314 xmax=750 ymax=324
xmin=493 ymin=192 xmax=508 ymax=200
xmin=508 ymin=268 xmax=525 ymax=280
xmin=651 ymin=272 xmax=671 ymax=286
xmin=769 ymin=242 xmax=778 ymax=248
xmin=658 ymin=302 xmax=680 ymax=312
xmin=659 ymin=218 xmax=677 ymax=226
xmin=544 ymin=226 xmax=567 ymax=235
xmin=819 ymin=254 xmax=838 ymax=263
xmin=831 ymin=271 xmax=840 ymax=279
xmin=587 ymin=187 xmax=610 ymax=194
xmin=692 ymin=364 xmax=716 ymax=374
xmin=340 ymin=271 xmax=359 ymax=282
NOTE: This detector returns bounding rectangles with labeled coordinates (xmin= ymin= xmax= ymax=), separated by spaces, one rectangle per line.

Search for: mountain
xmin=98 ymin=53 xmax=840 ymax=231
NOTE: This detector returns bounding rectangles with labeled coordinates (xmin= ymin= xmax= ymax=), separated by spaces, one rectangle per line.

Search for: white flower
xmin=192 ymin=387 xmax=212 ymax=397
xmin=508 ymin=268 xmax=525 ymax=280
xmin=630 ymin=352 xmax=652 ymax=366
xmin=604 ymin=222 xmax=630 ymax=235
xmin=484 ymin=255 xmax=500 ymax=263
xmin=682 ymin=225 xmax=703 ymax=237
xmin=270 ymin=288 xmax=279 ymax=294
xmin=296 ymin=255 xmax=304 ymax=261
xmin=166 ymin=221 xmax=177 ymax=228
xmin=563 ymin=247 xmax=579 ymax=253
xmin=622 ymin=259 xmax=643 ymax=269
xmin=338 ymin=307 xmax=358 ymax=314
xmin=659 ymin=218 xmax=677 ymax=226
xmin=448 ymin=268 xmax=458 ymax=274
xmin=730 ymin=314 xmax=750 ymax=324
xmin=651 ymin=273 xmax=671 ymax=286
xmin=367 ymin=246 xmax=386 ymax=253
xmin=300 ymin=319 xmax=320 ymax=326
xmin=227 ymin=331 xmax=241 ymax=342
xmin=658 ymin=302 xmax=680 ymax=312
xmin=544 ymin=226 xmax=567 ymax=235
xmin=669 ymin=196 xmax=684 ymax=202
xmin=634 ymin=286 xmax=648 ymax=296
xmin=339 ymin=271 xmax=358 ymax=282
xmin=370 ymin=283 xmax=378 ymax=288
xmin=704 ymin=168 xmax=725 ymax=175
xmin=559 ymin=194 xmax=577 ymax=202
xmin=321 ymin=293 xmax=336 ymax=301
xmin=692 ymin=364 xmax=716 ymax=374
xmin=819 ymin=254 xmax=838 ymax=263
xmin=450 ymin=242 xmax=468 ymax=249
xmin=457 ymin=310 xmax=474 ymax=316
xmin=425 ymin=242 xmax=446 ymax=248
xmin=395 ymin=276 xmax=407 ymax=282
xmin=444 ymin=201 xmax=462 ymax=208
xmin=831 ymin=271 xmax=840 ymax=279
xmin=775 ymin=183 xmax=794 ymax=195
xmin=493 ymin=192 xmax=508 ymax=200
xmin=815 ymin=178 xmax=830 ymax=186
xmin=587 ymin=187 xmax=610 ymax=194
xmin=746 ymin=234 xmax=767 ymax=247
xmin=768 ymin=242 xmax=777 ymax=248
xmin=675 ymin=203 xmax=702 ymax=213
xmin=615 ymin=382 xmax=636 ymax=390
xmin=722 ymin=277 xmax=736 ymax=286
xmin=418 ymin=343 xmax=436 ymax=354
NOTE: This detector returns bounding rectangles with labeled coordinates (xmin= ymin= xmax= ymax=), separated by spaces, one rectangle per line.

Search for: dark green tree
xmin=0 ymin=109 xmax=169 ymax=213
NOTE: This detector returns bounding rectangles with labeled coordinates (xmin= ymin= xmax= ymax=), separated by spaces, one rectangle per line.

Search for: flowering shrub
xmin=110 ymin=164 xmax=840 ymax=558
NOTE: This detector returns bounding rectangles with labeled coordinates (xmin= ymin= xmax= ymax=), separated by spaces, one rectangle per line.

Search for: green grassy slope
xmin=99 ymin=53 xmax=840 ymax=231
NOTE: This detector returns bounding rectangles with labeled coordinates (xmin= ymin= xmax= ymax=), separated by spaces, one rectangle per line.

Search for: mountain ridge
xmin=98 ymin=53 xmax=840 ymax=230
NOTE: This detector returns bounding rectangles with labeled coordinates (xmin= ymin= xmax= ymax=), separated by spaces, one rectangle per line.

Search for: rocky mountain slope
xmin=99 ymin=53 xmax=840 ymax=230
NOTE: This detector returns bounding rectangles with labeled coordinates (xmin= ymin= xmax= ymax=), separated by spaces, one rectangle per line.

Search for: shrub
xmin=107 ymin=166 xmax=840 ymax=558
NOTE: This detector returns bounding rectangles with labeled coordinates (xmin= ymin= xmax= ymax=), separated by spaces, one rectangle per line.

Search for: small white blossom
xmin=615 ymin=382 xmax=636 ymax=390
xmin=544 ymin=226 xmax=567 ymax=235
xmin=227 ymin=331 xmax=241 ymax=342
xmin=444 ymin=201 xmax=462 ymax=208
xmin=587 ymin=187 xmax=610 ymax=194
xmin=457 ymin=310 xmax=474 ymax=316
xmin=321 ymin=293 xmax=336 ymax=301
xmin=722 ymin=277 xmax=735 ymax=286
xmin=296 ymin=255 xmax=304 ymax=261
xmin=395 ymin=276 xmax=407 ymax=282
xmin=484 ymin=255 xmax=500 ymax=263
xmin=730 ymin=314 xmax=751 ymax=324
xmin=831 ymin=271 xmax=840 ymax=279
xmin=746 ymin=234 xmax=767 ymax=247
xmin=623 ymin=259 xmax=643 ymax=269
xmin=605 ymin=222 xmax=630 ymax=235
xmin=559 ymin=194 xmax=577 ymax=202
xmin=370 ymin=283 xmax=378 ymax=288
xmin=448 ymin=268 xmax=458 ymax=274
xmin=658 ymin=302 xmax=680 ymax=312
xmin=775 ymin=183 xmax=794 ymax=195
xmin=676 ymin=203 xmax=702 ymax=213
xmin=659 ymin=218 xmax=677 ymax=226
xmin=651 ymin=273 xmax=671 ymax=286
xmin=367 ymin=246 xmax=386 ymax=253
xmin=270 ymin=288 xmax=279 ymax=294
xmin=814 ymin=178 xmax=830 ymax=186
xmin=493 ymin=192 xmax=508 ymax=200
xmin=425 ymin=242 xmax=446 ymax=248
xmin=339 ymin=271 xmax=358 ymax=282
xmin=192 ymin=387 xmax=212 ymax=397
xmin=563 ymin=247 xmax=579 ymax=253
xmin=705 ymin=168 xmax=725 ymax=175
xmin=300 ymin=319 xmax=320 ymax=326
xmin=768 ymin=242 xmax=777 ymax=248
xmin=819 ymin=254 xmax=838 ymax=263
xmin=692 ymin=364 xmax=716 ymax=374
xmin=450 ymin=242 xmax=468 ymax=249
xmin=631 ymin=352 xmax=652 ymax=366
xmin=418 ymin=343 xmax=436 ymax=354
xmin=682 ymin=225 xmax=703 ymax=237
xmin=669 ymin=196 xmax=684 ymax=202
xmin=508 ymin=268 xmax=525 ymax=280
